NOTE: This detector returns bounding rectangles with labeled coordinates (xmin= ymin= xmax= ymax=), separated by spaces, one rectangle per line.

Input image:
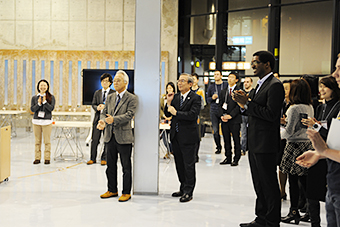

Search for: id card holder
xmin=216 ymin=98 xmax=219 ymax=104
xmin=222 ymin=103 xmax=228 ymax=110
xmin=321 ymin=120 xmax=328 ymax=130
xmin=38 ymin=111 xmax=45 ymax=118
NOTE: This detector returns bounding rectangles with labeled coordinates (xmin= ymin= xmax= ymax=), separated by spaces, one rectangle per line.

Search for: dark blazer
xmin=101 ymin=91 xmax=137 ymax=144
xmin=92 ymin=88 xmax=115 ymax=124
xmin=31 ymin=95 xmax=55 ymax=120
xmin=218 ymin=85 xmax=242 ymax=124
xmin=164 ymin=90 xmax=201 ymax=145
xmin=246 ymin=75 xmax=284 ymax=154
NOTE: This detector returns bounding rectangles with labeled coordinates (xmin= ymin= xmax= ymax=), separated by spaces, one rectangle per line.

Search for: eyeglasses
xmin=177 ymin=79 xmax=188 ymax=83
xmin=251 ymin=60 xmax=262 ymax=66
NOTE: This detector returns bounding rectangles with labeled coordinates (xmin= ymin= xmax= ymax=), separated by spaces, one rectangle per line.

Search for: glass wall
xmin=280 ymin=1 xmax=332 ymax=75
xmin=228 ymin=9 xmax=268 ymax=75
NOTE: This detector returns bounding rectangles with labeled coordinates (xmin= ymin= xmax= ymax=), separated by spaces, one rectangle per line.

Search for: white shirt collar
xmin=116 ymin=89 xmax=127 ymax=99
xmin=228 ymin=84 xmax=236 ymax=91
xmin=37 ymin=93 xmax=46 ymax=96
xmin=102 ymin=87 xmax=111 ymax=93
xmin=257 ymin=72 xmax=273 ymax=86
xmin=181 ymin=90 xmax=190 ymax=101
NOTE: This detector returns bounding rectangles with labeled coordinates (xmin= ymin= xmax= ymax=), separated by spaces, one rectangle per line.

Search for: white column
xmin=133 ymin=0 xmax=161 ymax=195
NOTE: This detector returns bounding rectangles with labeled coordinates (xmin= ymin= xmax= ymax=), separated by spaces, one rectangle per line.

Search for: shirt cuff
xmin=42 ymin=100 xmax=47 ymax=104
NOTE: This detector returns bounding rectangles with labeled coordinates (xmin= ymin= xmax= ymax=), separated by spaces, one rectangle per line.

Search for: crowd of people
xmin=29 ymin=51 xmax=340 ymax=226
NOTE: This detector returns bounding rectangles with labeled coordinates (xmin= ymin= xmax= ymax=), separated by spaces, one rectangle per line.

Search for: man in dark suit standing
xmin=87 ymin=73 xmax=115 ymax=166
xmin=97 ymin=70 xmax=137 ymax=202
xmin=233 ymin=51 xmax=284 ymax=227
xmin=219 ymin=72 xmax=242 ymax=166
xmin=165 ymin=73 xmax=201 ymax=202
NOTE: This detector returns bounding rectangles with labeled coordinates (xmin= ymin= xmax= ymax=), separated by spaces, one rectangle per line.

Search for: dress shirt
xmin=255 ymin=72 xmax=273 ymax=94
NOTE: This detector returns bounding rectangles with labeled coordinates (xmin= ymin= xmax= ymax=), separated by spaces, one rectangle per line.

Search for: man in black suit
xmin=164 ymin=73 xmax=201 ymax=202
xmin=233 ymin=51 xmax=284 ymax=227
xmin=219 ymin=72 xmax=242 ymax=166
xmin=87 ymin=73 xmax=115 ymax=165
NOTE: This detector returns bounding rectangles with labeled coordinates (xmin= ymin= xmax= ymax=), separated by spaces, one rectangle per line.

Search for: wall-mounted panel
xmin=34 ymin=0 xmax=51 ymax=20
xmin=51 ymin=21 xmax=69 ymax=48
xmin=16 ymin=21 xmax=33 ymax=48
xmin=106 ymin=0 xmax=123 ymax=21
xmin=0 ymin=0 xmax=14 ymax=20
xmin=16 ymin=0 xmax=33 ymax=20
xmin=33 ymin=21 xmax=51 ymax=49
xmin=52 ymin=0 xmax=69 ymax=20
xmin=69 ymin=22 xmax=87 ymax=48
xmin=69 ymin=0 xmax=87 ymax=21
xmin=88 ymin=0 xmax=105 ymax=21
xmin=106 ymin=22 xmax=123 ymax=50
xmin=87 ymin=22 xmax=105 ymax=48
xmin=124 ymin=0 xmax=135 ymax=21
xmin=123 ymin=21 xmax=135 ymax=51
xmin=0 ymin=22 xmax=15 ymax=48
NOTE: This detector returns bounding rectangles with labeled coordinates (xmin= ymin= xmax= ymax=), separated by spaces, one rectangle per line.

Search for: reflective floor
xmin=0 ymin=128 xmax=326 ymax=227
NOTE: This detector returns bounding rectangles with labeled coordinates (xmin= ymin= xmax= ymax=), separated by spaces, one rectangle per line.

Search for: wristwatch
xmin=313 ymin=123 xmax=321 ymax=131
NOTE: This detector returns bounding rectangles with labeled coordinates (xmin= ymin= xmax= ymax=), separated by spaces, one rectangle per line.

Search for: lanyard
xmin=321 ymin=101 xmax=340 ymax=120
xmin=214 ymin=83 xmax=223 ymax=95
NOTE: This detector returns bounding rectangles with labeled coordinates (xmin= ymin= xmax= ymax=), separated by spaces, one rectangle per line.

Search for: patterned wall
xmin=0 ymin=50 xmax=169 ymax=111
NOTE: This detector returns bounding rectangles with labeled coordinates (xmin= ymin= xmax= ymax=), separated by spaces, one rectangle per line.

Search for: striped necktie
xmin=176 ymin=96 xmax=184 ymax=132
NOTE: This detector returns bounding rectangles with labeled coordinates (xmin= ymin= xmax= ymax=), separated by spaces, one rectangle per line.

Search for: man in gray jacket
xmin=97 ymin=70 xmax=137 ymax=202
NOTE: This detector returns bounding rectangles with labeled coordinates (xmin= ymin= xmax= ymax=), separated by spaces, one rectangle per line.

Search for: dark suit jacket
xmin=164 ymin=90 xmax=201 ymax=145
xmin=245 ymin=75 xmax=284 ymax=154
xmin=92 ymin=88 xmax=115 ymax=124
xmin=101 ymin=91 xmax=137 ymax=144
xmin=218 ymin=85 xmax=242 ymax=124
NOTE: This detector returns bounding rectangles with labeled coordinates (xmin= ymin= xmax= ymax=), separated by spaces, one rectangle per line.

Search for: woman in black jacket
xmin=30 ymin=79 xmax=55 ymax=165
xmin=302 ymin=76 xmax=340 ymax=226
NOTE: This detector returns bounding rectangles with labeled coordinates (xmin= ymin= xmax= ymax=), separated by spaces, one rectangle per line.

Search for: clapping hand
xmin=97 ymin=120 xmax=105 ymax=130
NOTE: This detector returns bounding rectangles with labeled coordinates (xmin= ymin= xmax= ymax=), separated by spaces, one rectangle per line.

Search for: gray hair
xmin=116 ymin=70 xmax=129 ymax=85
xmin=181 ymin=73 xmax=194 ymax=84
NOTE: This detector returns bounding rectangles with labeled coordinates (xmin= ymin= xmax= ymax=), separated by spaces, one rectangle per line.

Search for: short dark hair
xmin=282 ymin=79 xmax=292 ymax=84
xmin=244 ymin=77 xmax=253 ymax=82
xmin=253 ymin=51 xmax=275 ymax=70
xmin=320 ymin=76 xmax=340 ymax=101
xmin=229 ymin=71 xmax=239 ymax=81
xmin=100 ymin=73 xmax=113 ymax=85
xmin=289 ymin=79 xmax=312 ymax=105
xmin=192 ymin=73 xmax=198 ymax=80
xmin=166 ymin=82 xmax=176 ymax=94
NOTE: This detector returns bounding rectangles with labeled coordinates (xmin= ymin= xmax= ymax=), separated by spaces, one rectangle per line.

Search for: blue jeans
xmin=210 ymin=111 xmax=221 ymax=150
xmin=326 ymin=190 xmax=340 ymax=227
xmin=240 ymin=115 xmax=248 ymax=152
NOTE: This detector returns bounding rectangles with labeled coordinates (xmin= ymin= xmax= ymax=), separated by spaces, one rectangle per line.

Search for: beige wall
xmin=0 ymin=0 xmax=178 ymax=110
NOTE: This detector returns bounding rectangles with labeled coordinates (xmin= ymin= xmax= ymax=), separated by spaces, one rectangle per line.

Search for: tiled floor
xmin=0 ymin=128 xmax=326 ymax=227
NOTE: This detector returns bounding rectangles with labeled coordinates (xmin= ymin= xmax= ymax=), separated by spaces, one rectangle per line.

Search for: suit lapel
xmin=253 ymin=75 xmax=273 ymax=100
xmin=114 ymin=92 xmax=128 ymax=115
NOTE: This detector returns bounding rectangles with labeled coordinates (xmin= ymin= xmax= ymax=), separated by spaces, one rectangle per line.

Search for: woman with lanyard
xmin=191 ymin=73 xmax=206 ymax=162
xmin=30 ymin=79 xmax=55 ymax=164
xmin=301 ymin=76 xmax=340 ymax=226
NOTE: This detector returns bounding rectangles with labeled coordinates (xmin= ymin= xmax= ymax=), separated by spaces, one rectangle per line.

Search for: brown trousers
xmin=33 ymin=124 xmax=52 ymax=161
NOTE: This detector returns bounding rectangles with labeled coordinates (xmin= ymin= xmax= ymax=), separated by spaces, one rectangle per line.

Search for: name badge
xmin=38 ymin=111 xmax=45 ymax=118
xmin=216 ymin=98 xmax=219 ymax=104
xmin=222 ymin=103 xmax=228 ymax=110
xmin=321 ymin=120 xmax=328 ymax=130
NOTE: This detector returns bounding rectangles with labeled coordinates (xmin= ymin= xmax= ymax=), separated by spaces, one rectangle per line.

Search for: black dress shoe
xmin=179 ymin=193 xmax=192 ymax=202
xmin=171 ymin=191 xmax=183 ymax=197
xmin=231 ymin=161 xmax=239 ymax=166
xmin=215 ymin=149 xmax=221 ymax=154
xmin=220 ymin=158 xmax=231 ymax=165
xmin=300 ymin=212 xmax=310 ymax=222
xmin=240 ymin=220 xmax=265 ymax=227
